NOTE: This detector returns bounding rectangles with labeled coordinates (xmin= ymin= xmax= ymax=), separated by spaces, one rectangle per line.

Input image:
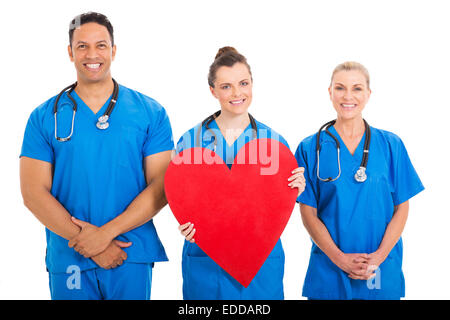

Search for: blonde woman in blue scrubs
xmin=295 ymin=62 xmax=424 ymax=300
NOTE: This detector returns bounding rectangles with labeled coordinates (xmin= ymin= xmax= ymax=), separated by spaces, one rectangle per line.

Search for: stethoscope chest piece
xmin=354 ymin=167 xmax=367 ymax=183
xmin=96 ymin=115 xmax=110 ymax=130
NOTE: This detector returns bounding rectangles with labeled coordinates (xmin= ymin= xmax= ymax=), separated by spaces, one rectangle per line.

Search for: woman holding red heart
xmin=295 ymin=61 xmax=424 ymax=300
xmin=175 ymin=47 xmax=305 ymax=300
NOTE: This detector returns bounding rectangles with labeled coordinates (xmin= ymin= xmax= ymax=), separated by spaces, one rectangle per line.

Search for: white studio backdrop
xmin=0 ymin=0 xmax=448 ymax=299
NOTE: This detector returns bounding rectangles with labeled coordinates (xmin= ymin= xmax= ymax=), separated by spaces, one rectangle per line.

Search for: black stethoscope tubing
xmin=195 ymin=110 xmax=257 ymax=152
xmin=53 ymin=78 xmax=119 ymax=142
xmin=316 ymin=119 xmax=371 ymax=183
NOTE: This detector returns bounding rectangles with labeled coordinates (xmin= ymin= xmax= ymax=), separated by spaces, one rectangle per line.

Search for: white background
xmin=0 ymin=0 xmax=448 ymax=300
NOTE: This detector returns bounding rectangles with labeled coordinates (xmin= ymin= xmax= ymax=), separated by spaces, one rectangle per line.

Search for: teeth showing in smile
xmin=341 ymin=104 xmax=356 ymax=108
xmin=230 ymin=99 xmax=245 ymax=105
xmin=86 ymin=63 xmax=101 ymax=69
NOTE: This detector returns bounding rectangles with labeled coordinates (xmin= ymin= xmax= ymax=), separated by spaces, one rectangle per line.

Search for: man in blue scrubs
xmin=19 ymin=12 xmax=173 ymax=300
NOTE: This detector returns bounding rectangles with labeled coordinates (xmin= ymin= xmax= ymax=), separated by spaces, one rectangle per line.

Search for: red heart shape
xmin=164 ymin=138 xmax=298 ymax=287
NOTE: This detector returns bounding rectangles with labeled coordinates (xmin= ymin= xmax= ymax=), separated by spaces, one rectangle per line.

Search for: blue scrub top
xmin=175 ymin=118 xmax=289 ymax=299
xmin=20 ymin=84 xmax=173 ymax=273
xmin=295 ymin=125 xmax=424 ymax=300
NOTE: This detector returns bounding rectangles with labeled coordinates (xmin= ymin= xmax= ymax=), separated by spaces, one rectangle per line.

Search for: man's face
xmin=68 ymin=22 xmax=116 ymax=83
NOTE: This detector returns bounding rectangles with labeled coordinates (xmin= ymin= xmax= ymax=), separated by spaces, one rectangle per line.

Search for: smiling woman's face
xmin=210 ymin=62 xmax=253 ymax=116
xmin=329 ymin=70 xmax=371 ymax=121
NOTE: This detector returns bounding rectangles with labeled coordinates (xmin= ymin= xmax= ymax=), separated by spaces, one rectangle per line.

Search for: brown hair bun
xmin=215 ymin=46 xmax=239 ymax=60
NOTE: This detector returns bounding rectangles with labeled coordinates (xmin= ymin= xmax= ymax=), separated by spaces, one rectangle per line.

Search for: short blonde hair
xmin=330 ymin=61 xmax=370 ymax=89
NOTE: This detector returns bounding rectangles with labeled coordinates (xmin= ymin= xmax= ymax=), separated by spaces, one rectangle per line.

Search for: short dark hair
xmin=69 ymin=12 xmax=114 ymax=47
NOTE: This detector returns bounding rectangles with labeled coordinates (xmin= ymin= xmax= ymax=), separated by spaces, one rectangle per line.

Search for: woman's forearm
xmin=375 ymin=201 xmax=409 ymax=260
xmin=299 ymin=204 xmax=344 ymax=265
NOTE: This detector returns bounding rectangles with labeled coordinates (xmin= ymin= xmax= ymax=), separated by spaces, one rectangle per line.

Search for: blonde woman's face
xmin=210 ymin=63 xmax=253 ymax=116
xmin=329 ymin=70 xmax=371 ymax=121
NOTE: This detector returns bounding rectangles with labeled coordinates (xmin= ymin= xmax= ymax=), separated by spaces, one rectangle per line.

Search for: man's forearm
xmin=67 ymin=151 xmax=171 ymax=248
xmin=22 ymin=189 xmax=80 ymax=240
xmin=100 ymin=178 xmax=167 ymax=240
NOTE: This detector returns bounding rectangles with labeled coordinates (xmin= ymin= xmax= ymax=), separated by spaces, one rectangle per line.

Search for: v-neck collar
xmin=328 ymin=125 xmax=366 ymax=163
xmin=70 ymin=90 xmax=113 ymax=118
xmin=210 ymin=119 xmax=253 ymax=149
xmin=208 ymin=119 xmax=255 ymax=168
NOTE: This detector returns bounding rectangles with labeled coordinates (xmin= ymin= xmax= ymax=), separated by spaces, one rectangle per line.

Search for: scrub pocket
xmin=303 ymin=250 xmax=343 ymax=299
xmin=375 ymin=254 xmax=404 ymax=298
xmin=364 ymin=159 xmax=393 ymax=222
xmin=119 ymin=125 xmax=146 ymax=168
xmin=183 ymin=255 xmax=220 ymax=300
xmin=245 ymin=255 xmax=284 ymax=300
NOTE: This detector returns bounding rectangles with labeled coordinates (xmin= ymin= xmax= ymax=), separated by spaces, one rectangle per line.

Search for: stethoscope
xmin=53 ymin=78 xmax=119 ymax=142
xmin=195 ymin=110 xmax=257 ymax=152
xmin=316 ymin=119 xmax=371 ymax=183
